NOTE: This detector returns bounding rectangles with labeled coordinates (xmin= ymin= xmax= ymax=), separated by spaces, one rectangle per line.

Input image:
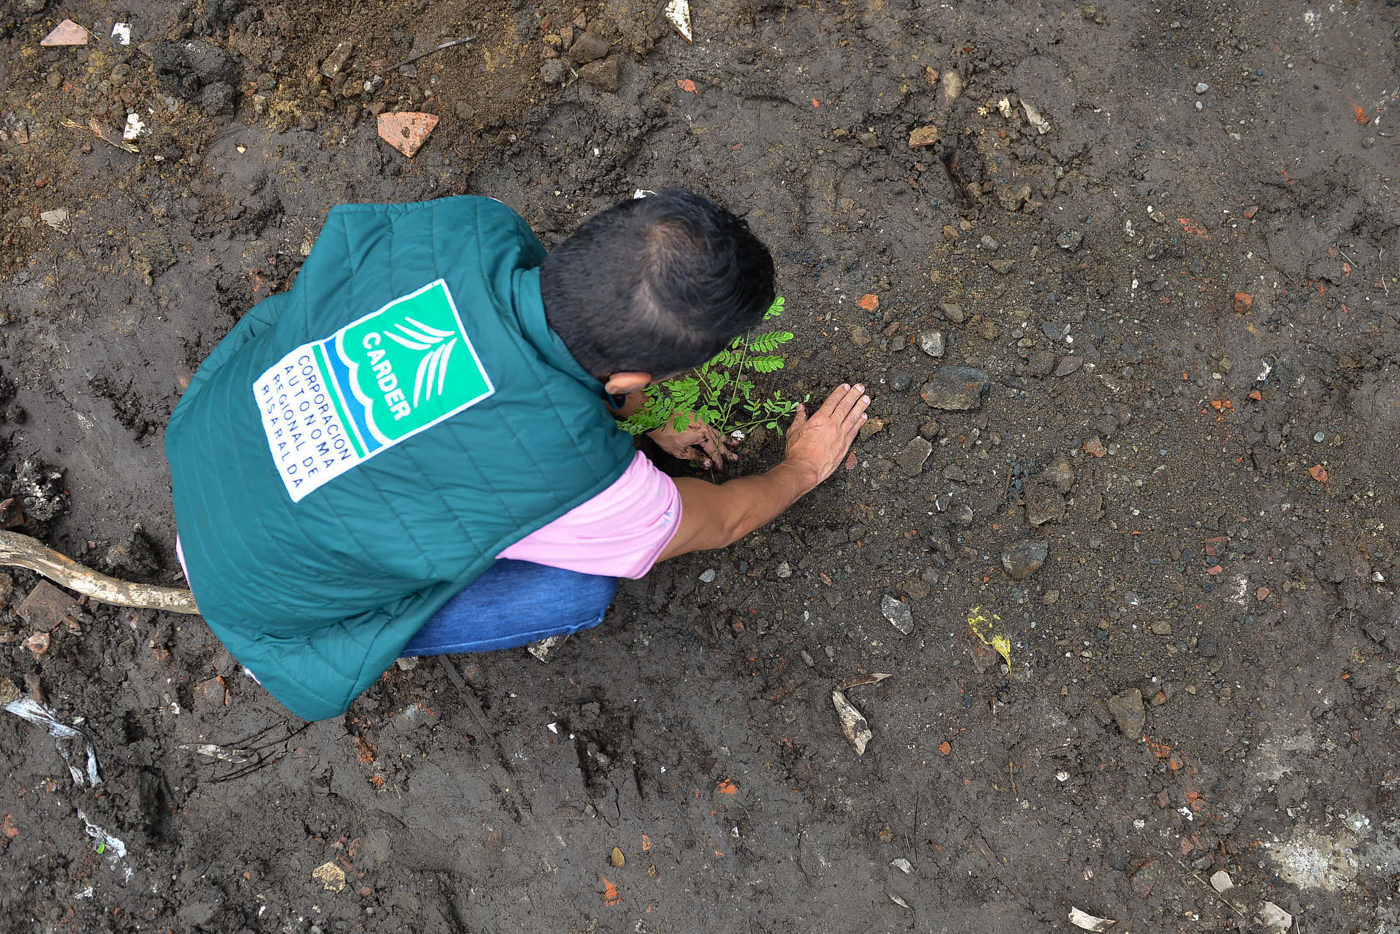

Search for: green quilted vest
xmin=165 ymin=197 xmax=635 ymax=721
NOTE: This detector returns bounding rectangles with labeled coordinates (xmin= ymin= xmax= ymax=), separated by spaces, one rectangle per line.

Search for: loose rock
xmin=1001 ymin=540 xmax=1048 ymax=579
xmin=920 ymin=367 xmax=990 ymax=411
xmin=895 ymin=438 xmax=933 ymax=477
xmin=1025 ymin=481 xmax=1065 ymax=527
xmin=917 ymin=330 xmax=945 ymax=357
xmin=1106 ymin=688 xmax=1146 ymax=737
xmin=578 ymin=58 xmax=619 ymax=93
xmin=567 ymin=32 xmax=609 ymax=65
xmin=881 ymin=595 xmax=914 ymax=635
xmin=540 ymin=59 xmax=570 ymax=85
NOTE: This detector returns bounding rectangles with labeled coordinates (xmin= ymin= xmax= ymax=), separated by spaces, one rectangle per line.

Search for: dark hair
xmin=540 ymin=188 xmax=776 ymax=379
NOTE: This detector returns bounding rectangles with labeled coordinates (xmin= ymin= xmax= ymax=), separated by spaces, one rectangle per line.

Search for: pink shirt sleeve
xmin=498 ymin=451 xmax=681 ymax=579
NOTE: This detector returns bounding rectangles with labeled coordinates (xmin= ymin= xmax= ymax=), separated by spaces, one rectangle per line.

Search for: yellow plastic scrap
xmin=967 ymin=606 xmax=1013 ymax=673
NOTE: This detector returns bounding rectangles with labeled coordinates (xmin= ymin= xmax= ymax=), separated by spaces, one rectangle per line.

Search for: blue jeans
xmin=400 ymin=559 xmax=618 ymax=657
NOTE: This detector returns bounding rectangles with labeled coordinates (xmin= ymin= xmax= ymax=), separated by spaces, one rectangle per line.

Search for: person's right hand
xmin=783 ymin=383 xmax=870 ymax=491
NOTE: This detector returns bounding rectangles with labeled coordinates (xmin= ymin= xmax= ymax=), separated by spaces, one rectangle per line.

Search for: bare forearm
xmin=710 ymin=461 xmax=817 ymax=543
xmin=663 ymin=462 xmax=815 ymax=559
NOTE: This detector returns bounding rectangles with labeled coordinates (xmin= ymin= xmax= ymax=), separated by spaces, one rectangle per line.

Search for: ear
xmin=604 ymin=372 xmax=654 ymax=396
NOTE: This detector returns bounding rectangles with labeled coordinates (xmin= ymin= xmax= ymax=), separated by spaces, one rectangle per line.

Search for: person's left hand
xmin=648 ymin=415 xmax=738 ymax=469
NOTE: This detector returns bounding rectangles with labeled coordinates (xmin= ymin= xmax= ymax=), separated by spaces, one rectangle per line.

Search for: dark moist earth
xmin=2 ymin=0 xmax=1399 ymax=931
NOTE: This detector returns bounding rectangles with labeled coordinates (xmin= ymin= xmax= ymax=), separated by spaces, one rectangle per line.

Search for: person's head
xmin=540 ymin=188 xmax=775 ymax=394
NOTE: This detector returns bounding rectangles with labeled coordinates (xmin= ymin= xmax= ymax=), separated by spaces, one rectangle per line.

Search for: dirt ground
xmin=2 ymin=0 xmax=1400 ymax=930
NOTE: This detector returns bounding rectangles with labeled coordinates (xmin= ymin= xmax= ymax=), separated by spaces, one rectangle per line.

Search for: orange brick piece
xmin=377 ymin=112 xmax=439 ymax=158
xmin=41 ymin=19 xmax=90 ymax=46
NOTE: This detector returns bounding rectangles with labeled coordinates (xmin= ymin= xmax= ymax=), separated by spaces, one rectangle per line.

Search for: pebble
xmin=1056 ymin=229 xmax=1083 ymax=251
xmin=917 ymin=330 xmax=945 ymax=358
xmin=1002 ymin=540 xmax=1048 ymax=580
xmin=566 ymin=31 xmax=610 ymax=65
xmin=1313 ymin=431 xmax=1325 ymax=443
xmin=1043 ymin=456 xmax=1075 ymax=493
xmin=918 ymin=419 xmax=940 ymax=440
xmin=849 ymin=324 xmax=872 ymax=348
xmin=1053 ymin=355 xmax=1084 ymax=378
xmin=579 ymin=58 xmax=619 ymax=93
xmin=699 ymin=568 xmax=716 ymax=583
xmin=890 ymin=857 xmax=913 ymax=874
xmin=1195 ymin=82 xmax=1209 ymax=94
xmin=1150 ymin=620 xmax=1172 ymax=635
xmin=1106 ymin=688 xmax=1146 ymax=737
xmin=953 ymin=504 xmax=974 ymax=526
xmin=920 ymin=367 xmax=990 ymax=411
xmin=939 ymin=301 xmax=965 ymax=324
xmin=858 ymin=416 xmax=886 ymax=441
xmin=980 ymin=234 xmax=999 ymax=252
xmin=889 ymin=369 xmax=911 ymax=391
xmin=896 ymin=437 xmax=933 ymax=477
xmin=988 ymin=259 xmax=1014 ymax=275
xmin=881 ymin=595 xmax=914 ymax=635
xmin=775 ymin=562 xmax=792 ymax=579
xmin=540 ymin=59 xmax=570 ymax=85
xmin=1209 ymin=870 xmax=1234 ymax=893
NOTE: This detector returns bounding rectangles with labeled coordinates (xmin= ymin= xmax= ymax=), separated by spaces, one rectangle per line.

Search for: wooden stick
xmin=0 ymin=530 xmax=199 ymax=614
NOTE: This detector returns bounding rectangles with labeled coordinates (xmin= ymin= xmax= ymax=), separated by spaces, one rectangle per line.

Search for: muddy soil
xmin=3 ymin=0 xmax=1400 ymax=931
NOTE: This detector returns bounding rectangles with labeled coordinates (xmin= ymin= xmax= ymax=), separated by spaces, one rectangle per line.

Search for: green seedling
xmin=621 ymin=296 xmax=805 ymax=438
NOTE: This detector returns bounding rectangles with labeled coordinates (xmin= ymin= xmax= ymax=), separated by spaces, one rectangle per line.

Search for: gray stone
xmin=567 ymin=31 xmax=610 ymax=65
xmin=917 ymin=330 xmax=945 ymax=357
xmin=320 ymin=40 xmax=355 ymax=78
xmin=939 ymin=301 xmax=965 ymax=324
xmin=849 ymin=324 xmax=872 ymax=347
xmin=881 ymin=595 xmax=914 ymax=635
xmin=578 ymin=57 xmax=619 ymax=92
xmin=1043 ymin=456 xmax=1075 ymax=493
xmin=988 ymin=258 xmax=1014 ymax=275
xmin=889 ymin=369 xmax=911 ymax=391
xmin=919 ymin=367 xmax=990 ymax=411
xmin=1056 ymin=228 xmax=1083 ymax=251
xmin=1025 ymin=481 xmax=1064 ymax=527
xmin=980 ymin=234 xmax=999 ymax=251
xmin=775 ymin=562 xmax=792 ymax=579
xmin=698 ymin=568 xmax=717 ymax=583
xmin=1001 ymin=540 xmax=1048 ymax=580
xmin=540 ymin=59 xmax=570 ymax=85
xmin=1053 ymin=355 xmax=1084 ymax=377
xmin=201 ymin=81 xmax=235 ymax=115
xmin=1106 ymin=688 xmax=1146 ymax=737
xmin=1027 ymin=349 xmax=1056 ymax=377
xmin=896 ymin=437 xmax=933 ymax=477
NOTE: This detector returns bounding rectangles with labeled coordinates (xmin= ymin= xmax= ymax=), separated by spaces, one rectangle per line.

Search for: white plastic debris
xmin=632 ymin=188 xmax=657 ymax=199
xmin=1022 ymin=99 xmax=1051 ymax=134
xmin=111 ymin=23 xmax=131 ymax=45
xmin=663 ymin=0 xmax=693 ymax=42
xmin=831 ymin=689 xmax=871 ymax=755
xmin=39 ymin=208 xmax=70 ymax=232
xmin=888 ymin=893 xmax=911 ymax=910
xmin=122 ymin=113 xmax=145 ymax=141
xmin=1068 ymin=907 xmax=1116 ymax=931
xmin=178 ymin=743 xmax=251 ymax=764
xmin=1258 ymin=902 xmax=1293 ymax=931
xmin=77 ymin=809 xmax=129 ymax=878
xmin=527 ymin=634 xmax=565 ymax=662
xmin=6 ymin=698 xmax=100 ymax=786
xmin=890 ymin=857 xmax=913 ymax=874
